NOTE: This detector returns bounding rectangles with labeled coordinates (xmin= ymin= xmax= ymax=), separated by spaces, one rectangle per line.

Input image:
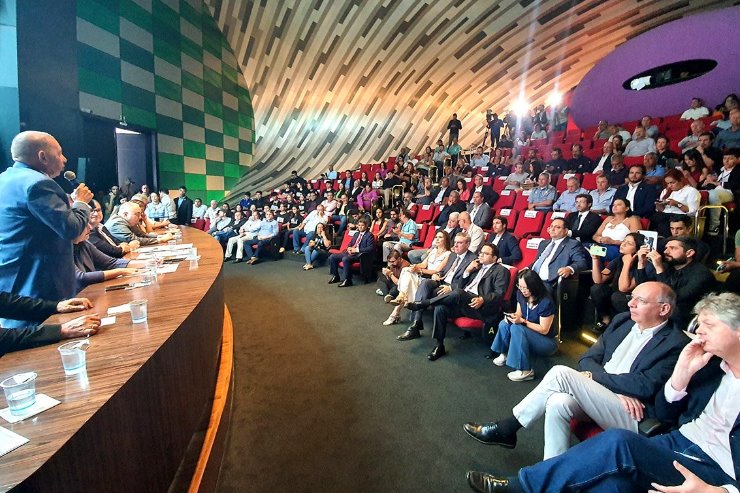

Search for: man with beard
xmin=635 ymin=237 xmax=716 ymax=328
xmin=612 ymin=164 xmax=658 ymax=219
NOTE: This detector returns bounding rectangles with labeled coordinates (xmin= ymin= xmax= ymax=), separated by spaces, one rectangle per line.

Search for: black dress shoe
xmin=466 ymin=471 xmax=510 ymax=493
xmin=233 ymin=258 xmax=243 ymax=264
xmin=462 ymin=422 xmax=517 ymax=448
xmin=328 ymin=275 xmax=340 ymax=284
xmin=427 ymin=345 xmax=446 ymax=361
xmin=397 ymin=328 xmax=421 ymax=341
xmin=405 ymin=300 xmax=430 ymax=311
xmin=338 ymin=279 xmax=353 ymax=287
xmin=408 ymin=321 xmax=424 ymax=332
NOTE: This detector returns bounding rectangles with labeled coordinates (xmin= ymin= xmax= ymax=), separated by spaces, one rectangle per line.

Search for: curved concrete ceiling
xmin=205 ymin=0 xmax=733 ymax=197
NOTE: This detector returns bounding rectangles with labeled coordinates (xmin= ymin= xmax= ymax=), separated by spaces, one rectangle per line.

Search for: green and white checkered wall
xmin=76 ymin=0 xmax=254 ymax=202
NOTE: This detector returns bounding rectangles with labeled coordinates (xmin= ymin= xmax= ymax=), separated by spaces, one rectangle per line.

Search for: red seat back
xmin=497 ymin=208 xmax=518 ymax=232
xmin=514 ymin=237 xmax=544 ymax=270
xmin=513 ymin=190 xmax=531 ymax=211
xmin=582 ymin=173 xmax=598 ymax=191
xmin=329 ymin=230 xmax=354 ymax=254
xmin=513 ymin=210 xmax=546 ymax=239
xmin=496 ymin=189 xmax=517 ymax=209
xmin=502 ymin=264 xmax=519 ymax=303
xmin=493 ymin=176 xmax=507 ymax=193
xmin=540 ymin=211 xmax=569 ymax=237
xmin=415 ymin=204 xmax=435 ymax=223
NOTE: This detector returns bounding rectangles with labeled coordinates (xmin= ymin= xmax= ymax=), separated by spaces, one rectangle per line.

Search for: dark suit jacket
xmin=347 ymin=230 xmax=376 ymax=254
xmin=0 ymin=291 xmax=62 ymax=356
xmin=579 ymin=312 xmax=689 ymax=414
xmin=566 ymin=211 xmax=602 ymax=243
xmin=654 ymin=357 xmax=740 ymax=481
xmin=530 ymin=237 xmax=590 ymax=283
xmin=613 ymin=182 xmax=658 ymax=219
xmin=490 ymin=232 xmax=522 ymax=266
xmin=175 ymin=196 xmax=194 ymax=225
xmin=469 ymin=185 xmax=498 ymax=207
xmin=437 ymin=200 xmax=467 ymax=226
xmin=432 ymin=186 xmax=452 ymax=204
xmin=89 ymin=224 xmax=125 ymax=258
xmin=468 ymin=202 xmax=493 ymax=229
xmin=438 ymin=250 xmax=477 ymax=289
xmin=461 ymin=263 xmax=510 ymax=318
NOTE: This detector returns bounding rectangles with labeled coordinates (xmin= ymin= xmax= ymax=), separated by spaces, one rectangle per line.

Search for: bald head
xmin=628 ymin=281 xmax=676 ymax=328
xmin=119 ymin=201 xmax=143 ymax=226
xmin=458 ymin=211 xmax=472 ymax=228
xmin=11 ymin=131 xmax=67 ymax=177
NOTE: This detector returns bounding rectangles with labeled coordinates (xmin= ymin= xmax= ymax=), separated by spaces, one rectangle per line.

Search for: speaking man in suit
xmin=328 ymin=218 xmax=375 ymax=287
xmin=463 ymin=282 xmax=688 ymax=464
xmin=468 ymin=191 xmax=494 ymax=229
xmin=565 ymin=194 xmax=602 ymax=243
xmin=0 ymin=131 xmax=93 ymax=328
xmin=529 ymin=218 xmax=589 ymax=286
xmin=174 ymin=186 xmax=193 ymax=225
xmin=487 ymin=216 xmax=522 ymax=266
xmin=465 ymin=291 xmax=737 ymax=493
xmin=398 ymin=232 xmax=477 ymax=339
xmin=612 ymin=164 xmax=658 ymax=219
xmin=406 ymin=243 xmax=510 ymax=361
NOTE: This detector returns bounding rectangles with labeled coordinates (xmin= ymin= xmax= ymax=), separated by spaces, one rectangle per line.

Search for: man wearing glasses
xmin=462 ymin=282 xmax=688 ymax=463
xmin=105 ymin=202 xmax=173 ymax=246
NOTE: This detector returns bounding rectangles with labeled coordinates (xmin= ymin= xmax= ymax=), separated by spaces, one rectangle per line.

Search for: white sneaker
xmin=507 ymin=369 xmax=535 ymax=382
xmin=493 ymin=353 xmax=507 ymax=367
xmin=376 ymin=288 xmax=385 ymax=296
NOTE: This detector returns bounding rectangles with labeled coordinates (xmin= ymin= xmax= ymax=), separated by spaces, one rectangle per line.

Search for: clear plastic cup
xmin=58 ymin=340 xmax=89 ymax=376
xmin=1 ymin=372 xmax=38 ymax=415
xmin=130 ymin=299 xmax=148 ymax=323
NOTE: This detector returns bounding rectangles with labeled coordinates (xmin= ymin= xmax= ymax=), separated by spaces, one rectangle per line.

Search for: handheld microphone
xmin=64 ymin=170 xmax=80 ymax=188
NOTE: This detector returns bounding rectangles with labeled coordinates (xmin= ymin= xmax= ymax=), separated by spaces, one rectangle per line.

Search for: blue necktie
xmin=532 ymin=241 xmax=555 ymax=277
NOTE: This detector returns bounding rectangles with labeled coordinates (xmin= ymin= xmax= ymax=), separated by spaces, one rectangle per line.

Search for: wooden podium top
xmin=0 ymin=226 xmax=225 ymax=492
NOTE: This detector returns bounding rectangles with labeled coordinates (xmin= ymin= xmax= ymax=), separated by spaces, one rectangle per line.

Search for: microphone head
xmin=64 ymin=170 xmax=77 ymax=181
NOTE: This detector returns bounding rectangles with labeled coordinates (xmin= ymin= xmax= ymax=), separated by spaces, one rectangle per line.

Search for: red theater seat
xmin=515 ymin=237 xmax=545 ymax=270
xmin=513 ymin=210 xmax=545 ymax=239
xmin=495 ymin=189 xmax=517 ymax=210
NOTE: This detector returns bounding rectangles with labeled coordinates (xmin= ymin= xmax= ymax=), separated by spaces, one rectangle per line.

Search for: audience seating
xmin=581 ymin=173 xmax=598 ymax=191
xmin=497 ymin=209 xmax=518 ymax=232
xmin=512 ymin=191 xmax=532 ymax=212
xmin=513 ymin=210 xmax=546 ymax=239
xmin=329 ymin=230 xmax=354 ymax=255
xmin=514 ymin=237 xmax=544 ymax=270
xmin=495 ymin=190 xmax=517 ymax=209
xmin=539 ymin=211 xmax=568 ymax=237
xmin=415 ymin=204 xmax=436 ymax=223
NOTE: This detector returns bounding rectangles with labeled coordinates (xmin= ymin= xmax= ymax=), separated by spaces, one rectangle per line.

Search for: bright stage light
xmin=547 ymin=91 xmax=562 ymax=108
xmin=512 ymin=99 xmax=529 ymax=117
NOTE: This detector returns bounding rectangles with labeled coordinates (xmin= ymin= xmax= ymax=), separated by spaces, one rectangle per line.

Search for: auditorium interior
xmin=0 ymin=1 xmax=739 ymax=492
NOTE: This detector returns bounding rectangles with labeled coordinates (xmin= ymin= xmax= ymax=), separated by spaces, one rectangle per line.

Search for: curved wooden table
xmin=0 ymin=227 xmax=228 ymax=492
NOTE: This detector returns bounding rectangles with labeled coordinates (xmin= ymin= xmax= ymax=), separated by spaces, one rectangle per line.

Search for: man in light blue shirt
xmin=643 ymin=152 xmax=666 ymax=185
xmin=553 ymin=177 xmax=588 ymax=212
xmin=243 ymin=210 xmax=280 ymax=264
xmin=382 ymin=209 xmax=418 ymax=261
xmin=589 ymin=175 xmax=616 ymax=214
xmin=528 ymin=172 xmax=557 ymax=212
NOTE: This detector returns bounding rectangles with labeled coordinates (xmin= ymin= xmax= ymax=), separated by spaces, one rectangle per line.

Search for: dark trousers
xmin=375 ymin=276 xmax=399 ymax=297
xmin=517 ymin=429 xmax=733 ymax=493
xmin=590 ymin=284 xmax=630 ymax=319
xmin=278 ymin=229 xmax=295 ymax=250
xmin=411 ymin=279 xmax=443 ymax=323
xmin=329 ymin=252 xmax=360 ymax=281
xmin=430 ymin=288 xmax=497 ymax=344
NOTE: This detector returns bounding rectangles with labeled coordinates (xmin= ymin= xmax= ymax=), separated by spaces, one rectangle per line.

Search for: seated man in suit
xmin=463 ymin=282 xmax=687 ymax=461
xmin=105 ymin=202 xmax=173 ymax=246
xmin=487 ymin=216 xmax=522 ymax=266
xmin=88 ymin=200 xmax=139 ymax=258
xmin=529 ymin=218 xmax=590 ymax=287
xmin=327 ymin=218 xmax=375 ymax=287
xmin=565 ymin=194 xmax=602 ymax=243
xmin=436 ymin=191 xmax=467 ymax=226
xmin=405 ymin=244 xmax=510 ymax=361
xmin=469 ymin=174 xmax=498 ymax=206
xmin=465 ymin=291 xmax=737 ymax=493
xmin=398 ymin=232 xmax=477 ymax=339
xmin=468 ymin=191 xmax=494 ymax=230
xmin=612 ymin=164 xmax=658 ymax=219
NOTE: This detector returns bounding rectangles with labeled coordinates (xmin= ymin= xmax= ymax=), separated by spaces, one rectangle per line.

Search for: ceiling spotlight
xmin=512 ymin=99 xmax=529 ymax=117
xmin=547 ymin=91 xmax=562 ymax=107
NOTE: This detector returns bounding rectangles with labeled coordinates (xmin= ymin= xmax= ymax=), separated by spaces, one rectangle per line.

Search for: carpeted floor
xmin=217 ymin=256 xmax=588 ymax=492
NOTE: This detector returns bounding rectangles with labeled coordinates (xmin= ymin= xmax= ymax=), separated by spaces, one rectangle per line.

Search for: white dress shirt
xmin=603 ymin=322 xmax=664 ymax=374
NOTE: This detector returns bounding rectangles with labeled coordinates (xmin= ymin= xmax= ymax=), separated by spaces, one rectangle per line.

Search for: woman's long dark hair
xmin=518 ymin=269 xmax=550 ymax=305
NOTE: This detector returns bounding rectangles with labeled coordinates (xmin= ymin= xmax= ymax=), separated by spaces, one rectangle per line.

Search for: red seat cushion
xmin=451 ymin=317 xmax=484 ymax=330
xmin=569 ymin=419 xmax=604 ymax=441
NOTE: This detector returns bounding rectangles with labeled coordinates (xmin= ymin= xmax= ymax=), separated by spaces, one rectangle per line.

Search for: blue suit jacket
xmin=530 ymin=237 xmax=589 ymax=283
xmin=613 ymin=182 xmax=658 ymax=218
xmin=0 ymin=163 xmax=90 ymax=326
xmin=349 ymin=230 xmax=375 ymax=254
xmin=579 ymin=312 xmax=689 ymax=413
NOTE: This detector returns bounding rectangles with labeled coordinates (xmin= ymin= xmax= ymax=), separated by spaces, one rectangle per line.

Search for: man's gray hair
xmin=454 ymin=232 xmax=471 ymax=244
xmin=693 ymin=292 xmax=740 ymax=331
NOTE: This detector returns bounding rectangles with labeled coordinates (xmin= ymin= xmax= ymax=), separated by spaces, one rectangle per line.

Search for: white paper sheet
xmin=107 ymin=304 xmax=131 ymax=315
xmin=0 ymin=426 xmax=28 ymax=456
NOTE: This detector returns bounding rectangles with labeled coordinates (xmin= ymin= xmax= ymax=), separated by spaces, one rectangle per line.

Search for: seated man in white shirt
xmin=623 ymin=126 xmax=656 ymax=157
xmin=465 ymin=291 xmax=737 ymax=493
xmin=680 ymin=97 xmax=710 ymax=120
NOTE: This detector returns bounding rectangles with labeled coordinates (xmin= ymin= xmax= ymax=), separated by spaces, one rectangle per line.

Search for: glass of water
xmin=1 ymin=372 xmax=38 ymax=415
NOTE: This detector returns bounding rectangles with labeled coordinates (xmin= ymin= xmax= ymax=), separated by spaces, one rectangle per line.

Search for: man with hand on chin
xmin=464 ymin=292 xmax=739 ymax=493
